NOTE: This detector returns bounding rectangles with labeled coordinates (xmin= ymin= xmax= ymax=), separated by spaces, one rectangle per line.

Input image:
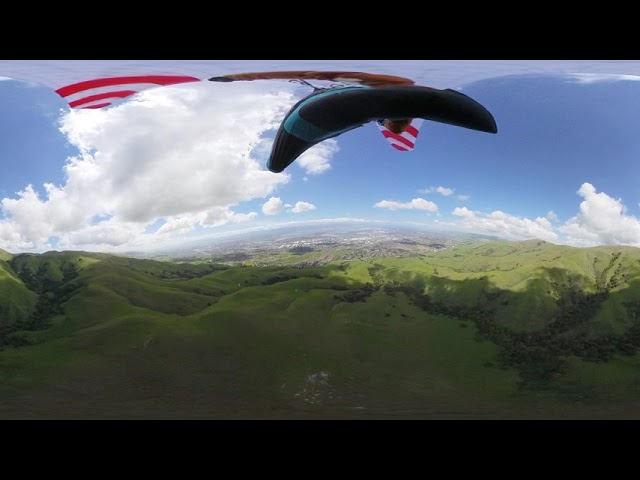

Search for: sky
xmin=1 ymin=60 xmax=640 ymax=253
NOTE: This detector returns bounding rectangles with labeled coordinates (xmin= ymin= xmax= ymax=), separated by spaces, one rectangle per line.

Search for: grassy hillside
xmin=0 ymin=248 xmax=12 ymax=262
xmin=1 ymin=240 xmax=640 ymax=419
xmin=0 ymin=251 xmax=38 ymax=331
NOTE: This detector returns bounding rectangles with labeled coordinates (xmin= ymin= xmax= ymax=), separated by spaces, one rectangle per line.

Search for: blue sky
xmin=1 ymin=61 xmax=640 ymax=253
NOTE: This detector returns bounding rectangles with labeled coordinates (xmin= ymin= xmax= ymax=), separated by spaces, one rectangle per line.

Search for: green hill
xmin=0 ymin=250 xmax=38 ymax=332
xmin=0 ymin=248 xmax=12 ymax=262
xmin=1 ymin=240 xmax=640 ymax=419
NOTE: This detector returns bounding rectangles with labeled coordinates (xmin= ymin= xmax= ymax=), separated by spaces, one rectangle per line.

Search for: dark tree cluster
xmin=383 ymin=270 xmax=640 ymax=390
xmin=334 ymin=283 xmax=376 ymax=303
xmin=2 ymin=259 xmax=82 ymax=348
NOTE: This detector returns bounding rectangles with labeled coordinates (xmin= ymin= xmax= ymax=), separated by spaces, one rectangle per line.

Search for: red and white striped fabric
xmin=376 ymin=118 xmax=424 ymax=151
xmin=55 ymin=75 xmax=202 ymax=109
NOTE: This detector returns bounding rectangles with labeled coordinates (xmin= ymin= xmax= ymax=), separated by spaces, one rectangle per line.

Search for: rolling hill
xmin=1 ymin=239 xmax=640 ymax=419
xmin=0 ymin=249 xmax=38 ymax=333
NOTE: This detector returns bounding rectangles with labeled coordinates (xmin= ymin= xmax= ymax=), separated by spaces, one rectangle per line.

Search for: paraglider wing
xmin=267 ymin=85 xmax=498 ymax=173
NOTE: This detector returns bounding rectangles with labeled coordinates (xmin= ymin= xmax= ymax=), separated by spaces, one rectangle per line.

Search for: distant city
xmin=141 ymin=221 xmax=500 ymax=266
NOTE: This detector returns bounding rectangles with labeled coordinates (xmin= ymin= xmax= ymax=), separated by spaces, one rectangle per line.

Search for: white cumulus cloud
xmin=0 ymin=82 xmax=299 ymax=252
xmin=558 ymin=183 xmax=640 ymax=246
xmin=296 ymin=140 xmax=339 ymax=175
xmin=262 ymin=197 xmax=285 ymax=215
xmin=449 ymin=208 xmax=558 ymax=242
xmin=374 ymin=198 xmax=438 ymax=212
xmin=291 ymin=201 xmax=316 ymax=213
xmin=452 ymin=207 xmax=475 ymax=218
xmin=444 ymin=183 xmax=640 ymax=247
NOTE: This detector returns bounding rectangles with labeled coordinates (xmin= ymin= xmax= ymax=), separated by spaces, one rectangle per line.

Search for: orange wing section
xmin=209 ymin=70 xmax=415 ymax=87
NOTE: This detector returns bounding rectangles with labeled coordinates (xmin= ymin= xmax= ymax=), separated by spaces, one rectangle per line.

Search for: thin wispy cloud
xmin=420 ymin=186 xmax=469 ymax=201
xmin=419 ymin=186 xmax=454 ymax=196
xmin=568 ymin=73 xmax=640 ymax=84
